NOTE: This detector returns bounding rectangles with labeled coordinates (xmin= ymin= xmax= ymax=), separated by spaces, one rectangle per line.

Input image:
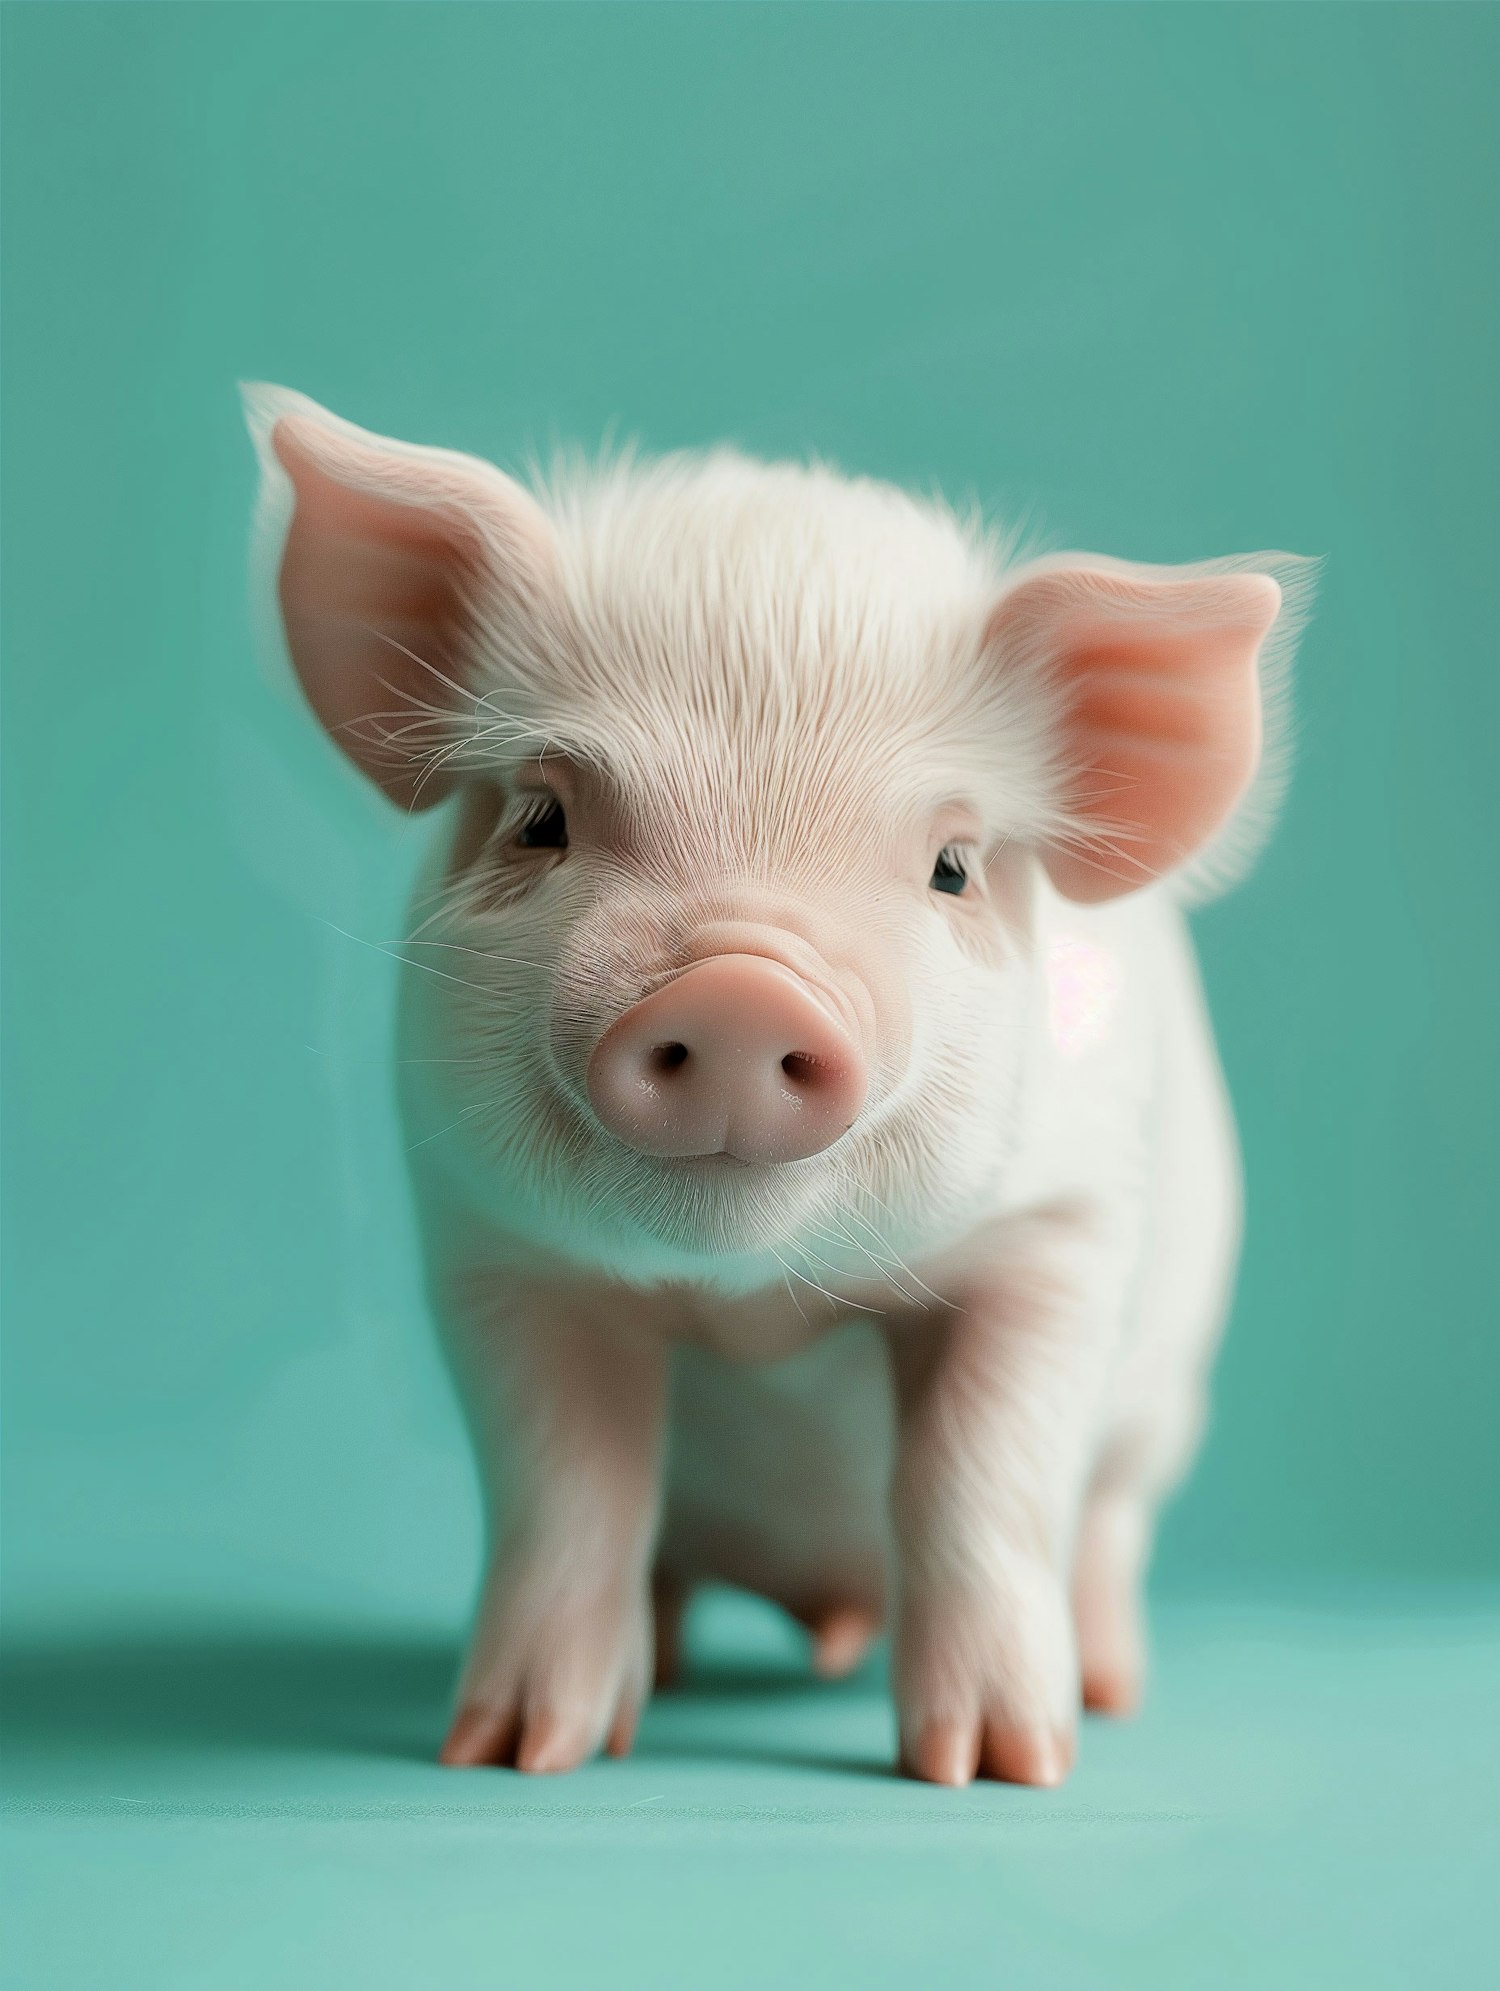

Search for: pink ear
xmin=243 ymin=386 xmax=555 ymax=811
xmin=986 ymin=562 xmax=1285 ymax=902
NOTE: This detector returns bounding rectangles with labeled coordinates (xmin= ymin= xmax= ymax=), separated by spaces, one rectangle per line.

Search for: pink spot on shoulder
xmin=1047 ymin=936 xmax=1122 ymax=1058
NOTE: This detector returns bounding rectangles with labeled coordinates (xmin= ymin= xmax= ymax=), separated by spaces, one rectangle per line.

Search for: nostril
xmin=648 ymin=1041 xmax=690 ymax=1077
xmin=780 ymin=1052 xmax=823 ymax=1087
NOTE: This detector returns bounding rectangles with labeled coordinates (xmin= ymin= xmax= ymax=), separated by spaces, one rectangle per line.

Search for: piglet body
xmin=246 ymin=386 xmax=1311 ymax=1786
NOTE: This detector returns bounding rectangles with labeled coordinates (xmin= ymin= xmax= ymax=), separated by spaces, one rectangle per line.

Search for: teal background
xmin=4 ymin=6 xmax=1497 ymax=1988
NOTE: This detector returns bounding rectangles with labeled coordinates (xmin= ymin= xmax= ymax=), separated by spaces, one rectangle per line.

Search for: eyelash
xmin=515 ymin=795 xmax=568 ymax=851
xmin=930 ymin=844 xmax=971 ymax=896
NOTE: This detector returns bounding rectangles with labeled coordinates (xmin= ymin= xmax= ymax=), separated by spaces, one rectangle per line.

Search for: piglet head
xmin=246 ymin=387 xmax=1309 ymax=1288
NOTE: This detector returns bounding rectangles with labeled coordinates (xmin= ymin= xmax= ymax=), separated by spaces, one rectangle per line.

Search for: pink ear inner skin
xmin=272 ymin=418 xmax=490 ymax=811
xmin=989 ymin=570 xmax=1281 ymax=903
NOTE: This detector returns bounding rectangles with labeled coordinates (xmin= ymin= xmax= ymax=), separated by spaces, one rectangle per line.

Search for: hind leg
xmin=1072 ymin=1387 xmax=1208 ymax=1717
xmin=1072 ymin=1488 xmax=1152 ymax=1715
xmin=1072 ymin=967 xmax=1241 ymax=1720
xmin=651 ymin=1553 xmax=884 ymax=1687
xmin=801 ymin=1601 xmax=882 ymax=1680
xmin=651 ymin=1569 xmax=692 ymax=1689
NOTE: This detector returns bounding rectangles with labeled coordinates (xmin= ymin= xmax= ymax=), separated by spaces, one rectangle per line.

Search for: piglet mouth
xmin=655 ymin=1149 xmax=759 ymax=1174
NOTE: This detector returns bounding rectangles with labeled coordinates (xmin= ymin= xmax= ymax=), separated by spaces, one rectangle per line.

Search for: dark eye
xmin=930 ymin=845 xmax=969 ymax=896
xmin=518 ymin=798 xmax=568 ymax=851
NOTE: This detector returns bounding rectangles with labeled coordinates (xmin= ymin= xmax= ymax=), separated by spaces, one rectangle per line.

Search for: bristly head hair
xmin=243 ymin=382 xmax=1314 ymax=909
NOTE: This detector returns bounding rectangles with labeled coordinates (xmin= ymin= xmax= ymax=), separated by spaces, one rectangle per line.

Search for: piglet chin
xmin=590 ymin=1143 xmax=835 ymax=1263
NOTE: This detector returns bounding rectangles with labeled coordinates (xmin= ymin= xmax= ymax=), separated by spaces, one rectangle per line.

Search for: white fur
xmin=244 ymin=386 xmax=1311 ymax=1783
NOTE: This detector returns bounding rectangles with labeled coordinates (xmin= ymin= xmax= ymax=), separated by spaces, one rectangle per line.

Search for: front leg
xmin=888 ymin=1207 xmax=1127 ymax=1789
xmin=435 ymin=1268 xmax=668 ymax=1774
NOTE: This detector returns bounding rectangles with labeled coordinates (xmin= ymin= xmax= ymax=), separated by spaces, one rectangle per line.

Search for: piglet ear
xmin=242 ymin=384 xmax=556 ymax=811
xmin=986 ymin=558 xmax=1291 ymax=902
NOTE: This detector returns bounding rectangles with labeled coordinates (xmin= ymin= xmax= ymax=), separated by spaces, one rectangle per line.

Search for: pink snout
xmin=586 ymin=954 xmax=868 ymax=1165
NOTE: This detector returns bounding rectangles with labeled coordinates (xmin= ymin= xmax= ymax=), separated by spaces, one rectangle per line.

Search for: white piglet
xmin=244 ymin=386 xmax=1311 ymax=1787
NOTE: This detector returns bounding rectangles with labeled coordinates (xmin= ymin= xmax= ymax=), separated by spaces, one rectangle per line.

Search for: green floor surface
xmin=4 ymin=1591 xmax=1496 ymax=1990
